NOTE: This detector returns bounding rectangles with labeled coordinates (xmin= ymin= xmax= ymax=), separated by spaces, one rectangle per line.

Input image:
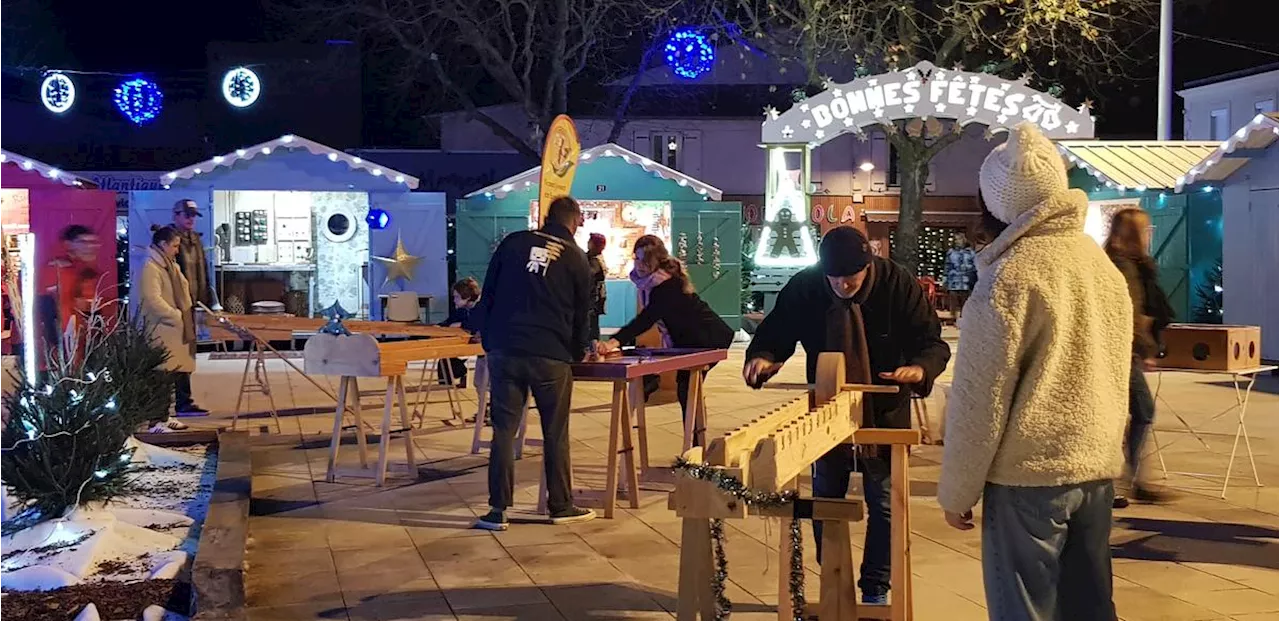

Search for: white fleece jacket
xmin=936 ymin=188 xmax=1133 ymax=514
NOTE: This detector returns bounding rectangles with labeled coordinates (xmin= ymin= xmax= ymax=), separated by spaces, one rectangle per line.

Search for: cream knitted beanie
xmin=979 ymin=122 xmax=1069 ymax=224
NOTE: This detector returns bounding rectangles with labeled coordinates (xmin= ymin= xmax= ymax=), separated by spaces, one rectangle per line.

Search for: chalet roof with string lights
xmin=160 ymin=135 xmax=420 ymax=190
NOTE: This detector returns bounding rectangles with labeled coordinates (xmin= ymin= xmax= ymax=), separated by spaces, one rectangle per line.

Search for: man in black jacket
xmin=743 ymin=226 xmax=950 ymax=604
xmin=471 ymin=196 xmax=596 ymax=530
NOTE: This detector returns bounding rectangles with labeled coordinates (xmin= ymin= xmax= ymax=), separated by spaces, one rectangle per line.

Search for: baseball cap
xmin=818 ymin=226 xmax=873 ymax=277
xmin=173 ymin=199 xmax=202 ymax=216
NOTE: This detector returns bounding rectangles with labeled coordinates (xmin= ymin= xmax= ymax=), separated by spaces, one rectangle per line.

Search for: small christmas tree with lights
xmin=1193 ymin=258 xmax=1224 ymax=324
xmin=2 ymin=311 xmax=175 ymax=526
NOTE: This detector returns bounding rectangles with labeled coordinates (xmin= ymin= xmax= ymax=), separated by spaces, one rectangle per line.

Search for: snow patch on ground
xmin=1 ymin=442 xmax=216 ymax=592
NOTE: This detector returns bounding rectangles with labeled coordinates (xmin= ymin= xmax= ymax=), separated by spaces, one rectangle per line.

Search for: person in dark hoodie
xmin=743 ymin=225 xmax=951 ymax=605
xmin=470 ymin=196 xmax=596 ymax=531
xmin=436 ymin=277 xmax=481 ymax=389
xmin=595 ymin=235 xmax=733 ymax=437
xmin=586 ymin=233 xmax=608 ymax=342
xmin=1105 ymin=207 xmax=1176 ymax=507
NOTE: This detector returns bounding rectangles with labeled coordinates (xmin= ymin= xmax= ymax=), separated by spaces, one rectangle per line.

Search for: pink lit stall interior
xmin=0 ymin=148 xmax=119 ymax=355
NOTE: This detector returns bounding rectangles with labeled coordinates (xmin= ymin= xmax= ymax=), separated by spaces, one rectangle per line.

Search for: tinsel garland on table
xmin=673 ymin=457 xmax=806 ymax=621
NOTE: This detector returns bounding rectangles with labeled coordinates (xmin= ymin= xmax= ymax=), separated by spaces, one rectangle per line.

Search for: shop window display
xmin=529 ymin=199 xmax=671 ymax=278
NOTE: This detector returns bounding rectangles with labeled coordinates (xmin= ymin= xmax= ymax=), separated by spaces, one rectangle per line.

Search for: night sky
xmin=23 ymin=0 xmax=1280 ymax=140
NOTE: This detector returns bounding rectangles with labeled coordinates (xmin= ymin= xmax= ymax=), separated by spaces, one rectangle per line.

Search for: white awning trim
xmin=1176 ymin=113 xmax=1279 ymax=192
xmin=0 ymin=150 xmax=95 ymax=188
xmin=1056 ymin=140 xmax=1224 ymax=192
xmin=465 ymin=143 xmax=723 ymax=200
xmin=161 ymin=135 xmax=420 ymax=189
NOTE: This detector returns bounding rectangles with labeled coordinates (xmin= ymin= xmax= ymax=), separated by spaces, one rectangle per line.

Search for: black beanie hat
xmin=819 ymin=226 xmax=873 ymax=276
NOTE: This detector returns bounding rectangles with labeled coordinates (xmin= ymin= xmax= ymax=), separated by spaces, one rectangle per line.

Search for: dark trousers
xmin=981 ymin=480 xmax=1117 ymax=621
xmin=588 ymin=310 xmax=602 ymax=343
xmin=174 ymin=372 xmax=194 ymax=411
xmin=1125 ymin=358 xmax=1156 ymax=482
xmin=811 ymin=444 xmax=893 ymax=595
xmin=675 ymin=366 xmax=715 ymax=437
xmin=486 ymin=352 xmax=574 ymax=514
xmin=437 ymin=358 xmax=468 ymax=384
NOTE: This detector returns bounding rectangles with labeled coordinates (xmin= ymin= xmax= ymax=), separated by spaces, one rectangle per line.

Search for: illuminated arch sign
xmin=761 ymin=61 xmax=1095 ymax=145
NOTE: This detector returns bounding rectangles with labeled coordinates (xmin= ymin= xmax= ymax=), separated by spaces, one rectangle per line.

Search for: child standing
xmin=438 ymin=277 xmax=481 ymax=388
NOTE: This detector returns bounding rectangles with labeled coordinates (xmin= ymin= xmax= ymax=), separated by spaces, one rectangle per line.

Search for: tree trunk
xmin=894 ymin=152 xmax=931 ymax=276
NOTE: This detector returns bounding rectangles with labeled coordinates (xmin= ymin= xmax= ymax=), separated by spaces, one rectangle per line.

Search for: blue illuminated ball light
xmin=366 ymin=209 xmax=391 ymax=230
xmin=664 ymin=29 xmax=715 ymax=80
xmin=114 ymin=78 xmax=163 ymax=125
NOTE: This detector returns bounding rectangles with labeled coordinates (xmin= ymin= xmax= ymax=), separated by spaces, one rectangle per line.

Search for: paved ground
xmin=179 ymin=331 xmax=1279 ymax=621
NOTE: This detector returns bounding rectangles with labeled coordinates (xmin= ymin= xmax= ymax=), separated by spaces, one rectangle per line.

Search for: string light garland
xmin=672 ymin=457 xmax=805 ymax=621
xmin=40 ymin=72 xmax=76 ymax=114
xmin=221 ymin=67 xmax=262 ymax=108
xmin=113 ymin=78 xmax=163 ymax=125
xmin=664 ymin=29 xmax=715 ymax=80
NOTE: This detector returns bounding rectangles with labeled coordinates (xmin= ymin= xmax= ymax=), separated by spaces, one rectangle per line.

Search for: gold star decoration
xmin=373 ymin=233 xmax=422 ymax=286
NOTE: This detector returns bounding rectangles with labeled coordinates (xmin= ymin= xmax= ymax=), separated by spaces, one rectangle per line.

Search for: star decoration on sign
xmin=801 ymin=119 xmax=812 ymax=129
xmin=952 ymin=75 xmax=965 ymax=83
xmin=867 ymin=78 xmax=878 ymax=86
xmin=1080 ymin=98 xmax=1095 ymax=111
xmin=1066 ymin=121 xmax=1080 ymax=134
xmin=874 ymin=108 xmax=885 ymax=117
xmin=815 ymin=129 xmax=826 ymax=139
xmin=799 ymin=103 xmax=810 ymax=112
xmin=904 ymin=69 xmax=917 ymax=80
xmin=970 ymin=76 xmax=980 ymax=84
xmin=832 ymin=88 xmax=843 ymax=98
xmin=904 ymin=103 xmax=915 ymax=113
xmin=373 ymin=233 xmax=423 ymax=286
xmin=966 ymin=106 xmax=978 ymax=116
xmin=952 ymin=63 xmax=964 ymax=71
xmin=935 ymin=103 xmax=947 ymax=113
xmin=317 ymin=300 xmax=354 ymax=335
xmin=318 ymin=300 xmax=354 ymax=320
xmin=842 ymin=117 xmax=855 ymax=127
xmin=934 ymin=71 xmax=947 ymax=81
xmin=1000 ymin=83 xmax=1012 ymax=92
xmin=781 ymin=125 xmax=794 ymax=138
xmin=997 ymin=114 xmax=1009 ymax=123
xmin=763 ymin=105 xmax=780 ymax=119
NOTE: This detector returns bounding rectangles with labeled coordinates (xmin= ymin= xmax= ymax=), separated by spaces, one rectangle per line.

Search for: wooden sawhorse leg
xmin=536 ymin=380 xmax=638 ymax=518
xmin=326 ymin=376 xmax=369 ymax=482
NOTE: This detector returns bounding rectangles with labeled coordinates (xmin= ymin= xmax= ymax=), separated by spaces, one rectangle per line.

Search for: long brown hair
xmin=1104 ymin=208 xmax=1151 ymax=260
xmin=633 ymin=235 xmax=695 ymax=294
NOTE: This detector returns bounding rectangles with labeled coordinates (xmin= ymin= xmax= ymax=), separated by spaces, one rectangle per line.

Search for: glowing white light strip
xmin=19 ymin=233 xmax=36 ymax=380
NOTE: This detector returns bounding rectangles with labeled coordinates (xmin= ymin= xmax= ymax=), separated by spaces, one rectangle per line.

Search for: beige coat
xmin=139 ymin=248 xmax=196 ymax=373
xmin=937 ymin=189 xmax=1133 ymax=515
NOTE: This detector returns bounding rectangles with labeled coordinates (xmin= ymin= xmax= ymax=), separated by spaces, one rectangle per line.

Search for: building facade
xmin=1178 ymin=64 xmax=1278 ymax=141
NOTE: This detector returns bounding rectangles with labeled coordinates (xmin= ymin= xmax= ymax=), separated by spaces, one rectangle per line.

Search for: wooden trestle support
xmin=671 ymin=352 xmax=919 ymax=621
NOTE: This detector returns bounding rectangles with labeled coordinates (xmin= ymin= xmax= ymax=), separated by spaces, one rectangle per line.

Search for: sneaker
xmin=1132 ymin=485 xmax=1174 ymax=504
xmin=474 ymin=510 xmax=508 ymax=531
xmin=549 ymin=506 xmax=596 ymax=525
xmin=861 ymin=592 xmax=888 ymax=605
xmin=175 ymin=405 xmax=209 ymax=416
xmin=1112 ymin=495 xmax=1130 ymax=509
xmin=148 ymin=418 xmax=189 ymax=433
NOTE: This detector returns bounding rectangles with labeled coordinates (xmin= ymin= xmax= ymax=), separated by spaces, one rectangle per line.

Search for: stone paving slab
xmin=179 ymin=338 xmax=1278 ymax=621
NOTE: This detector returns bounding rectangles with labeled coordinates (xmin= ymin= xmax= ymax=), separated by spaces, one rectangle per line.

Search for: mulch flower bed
xmin=1 ymin=579 xmax=191 ymax=621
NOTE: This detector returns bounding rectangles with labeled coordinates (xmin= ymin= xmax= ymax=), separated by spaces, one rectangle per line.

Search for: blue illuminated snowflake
xmin=113 ymin=78 xmax=163 ymax=125
xmin=664 ymin=29 xmax=715 ymax=80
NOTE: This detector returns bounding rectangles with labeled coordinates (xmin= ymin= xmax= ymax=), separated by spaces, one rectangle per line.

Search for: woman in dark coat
xmin=1105 ymin=207 xmax=1175 ymax=506
xmin=595 ymin=235 xmax=733 ymax=429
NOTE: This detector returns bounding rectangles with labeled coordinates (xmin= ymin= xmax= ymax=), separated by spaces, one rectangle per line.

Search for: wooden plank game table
xmin=304 ymin=333 xmax=484 ymax=486
xmin=529 ymin=347 xmax=728 ymax=518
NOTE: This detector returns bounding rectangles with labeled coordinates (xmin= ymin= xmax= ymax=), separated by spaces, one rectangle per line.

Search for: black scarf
xmin=824 ymin=262 xmax=876 ymax=426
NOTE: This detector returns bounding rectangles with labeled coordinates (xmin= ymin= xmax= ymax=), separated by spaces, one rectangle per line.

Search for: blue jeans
xmin=982 ymin=480 xmax=1117 ymax=621
xmin=1126 ymin=358 xmax=1156 ymax=481
xmin=811 ymin=444 xmax=892 ymax=596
